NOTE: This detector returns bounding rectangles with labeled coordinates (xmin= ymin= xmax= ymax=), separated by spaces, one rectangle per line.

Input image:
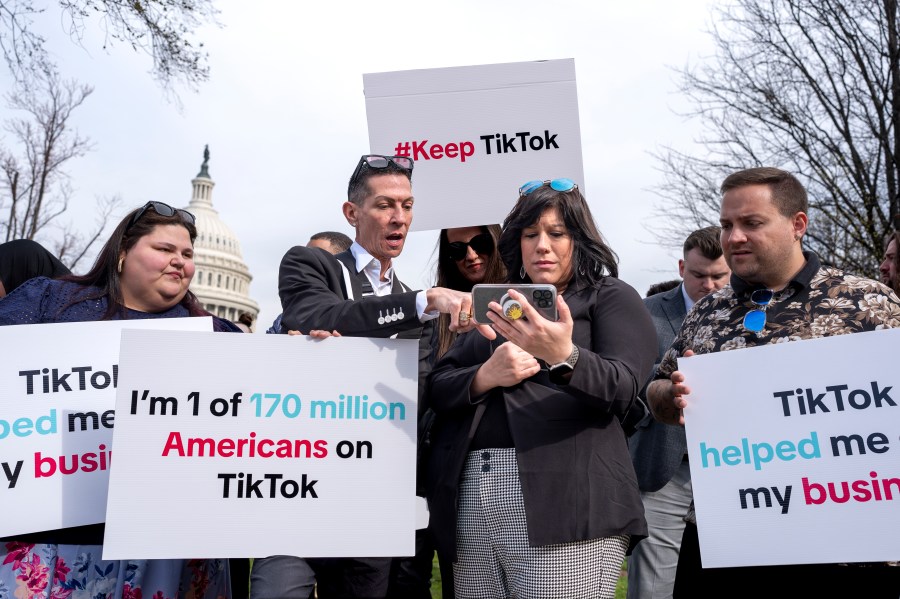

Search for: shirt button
xmin=482 ymin=464 xmax=490 ymax=473
xmin=481 ymin=451 xmax=491 ymax=460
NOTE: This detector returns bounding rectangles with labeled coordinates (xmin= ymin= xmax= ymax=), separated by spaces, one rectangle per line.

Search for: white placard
xmin=364 ymin=59 xmax=585 ymax=231
xmin=103 ymin=331 xmax=419 ymax=559
xmin=0 ymin=318 xmax=213 ymax=536
xmin=679 ymin=329 xmax=900 ymax=568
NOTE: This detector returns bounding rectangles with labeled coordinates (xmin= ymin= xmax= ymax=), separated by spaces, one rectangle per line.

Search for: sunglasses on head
xmin=350 ymin=154 xmax=414 ymax=185
xmin=126 ymin=201 xmax=196 ymax=232
xmin=743 ymin=288 xmax=775 ymax=332
xmin=447 ymin=232 xmax=494 ymax=261
xmin=519 ymin=178 xmax=578 ymax=196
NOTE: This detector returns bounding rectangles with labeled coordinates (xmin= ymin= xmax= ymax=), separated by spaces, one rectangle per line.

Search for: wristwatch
xmin=549 ymin=344 xmax=580 ymax=383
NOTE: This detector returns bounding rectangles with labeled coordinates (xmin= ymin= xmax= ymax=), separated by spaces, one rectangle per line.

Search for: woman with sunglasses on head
xmin=0 ymin=202 xmax=237 ymax=599
xmin=426 ymin=180 xmax=657 ymax=599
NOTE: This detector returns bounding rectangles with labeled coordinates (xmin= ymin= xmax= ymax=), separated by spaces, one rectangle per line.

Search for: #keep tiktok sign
xmin=679 ymin=329 xmax=900 ymax=567
xmin=103 ymin=330 xmax=418 ymax=559
xmin=364 ymin=59 xmax=585 ymax=232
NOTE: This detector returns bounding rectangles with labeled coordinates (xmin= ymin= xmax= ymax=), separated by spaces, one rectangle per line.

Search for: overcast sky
xmin=2 ymin=0 xmax=717 ymax=329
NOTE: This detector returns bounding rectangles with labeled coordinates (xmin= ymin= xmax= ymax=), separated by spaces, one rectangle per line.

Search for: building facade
xmin=183 ymin=147 xmax=260 ymax=328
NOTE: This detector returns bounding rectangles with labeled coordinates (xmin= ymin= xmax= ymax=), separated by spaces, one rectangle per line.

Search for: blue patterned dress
xmin=0 ymin=278 xmax=237 ymax=599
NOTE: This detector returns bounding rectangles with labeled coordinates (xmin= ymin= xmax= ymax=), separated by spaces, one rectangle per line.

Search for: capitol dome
xmin=182 ymin=146 xmax=259 ymax=328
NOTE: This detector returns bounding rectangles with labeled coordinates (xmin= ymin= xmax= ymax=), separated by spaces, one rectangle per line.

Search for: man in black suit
xmin=253 ymin=154 xmax=476 ymax=599
xmin=627 ymin=226 xmax=729 ymax=599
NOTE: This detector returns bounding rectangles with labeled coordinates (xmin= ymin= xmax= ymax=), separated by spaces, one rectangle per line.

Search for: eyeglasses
xmin=519 ymin=178 xmax=578 ymax=196
xmin=350 ymin=155 xmax=414 ymax=185
xmin=743 ymin=288 xmax=775 ymax=332
xmin=126 ymin=201 xmax=196 ymax=231
xmin=448 ymin=232 xmax=494 ymax=261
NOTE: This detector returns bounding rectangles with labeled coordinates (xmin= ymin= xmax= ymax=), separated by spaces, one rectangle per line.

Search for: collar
xmin=730 ymin=250 xmax=821 ymax=299
xmin=681 ymin=282 xmax=695 ymax=312
xmin=350 ymin=241 xmax=394 ymax=283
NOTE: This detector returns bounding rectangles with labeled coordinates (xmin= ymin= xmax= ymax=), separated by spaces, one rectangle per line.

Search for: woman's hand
xmin=470 ymin=341 xmax=541 ymax=396
xmin=486 ymin=291 xmax=574 ymax=364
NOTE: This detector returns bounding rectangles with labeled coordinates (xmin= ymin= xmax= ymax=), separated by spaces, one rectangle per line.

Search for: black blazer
xmin=278 ymin=245 xmax=434 ymax=422
xmin=280 ymin=246 xmax=423 ymax=338
xmin=425 ymin=277 xmax=657 ymax=561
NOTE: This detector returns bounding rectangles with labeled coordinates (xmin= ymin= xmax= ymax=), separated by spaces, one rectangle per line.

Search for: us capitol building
xmin=182 ymin=146 xmax=259 ymax=327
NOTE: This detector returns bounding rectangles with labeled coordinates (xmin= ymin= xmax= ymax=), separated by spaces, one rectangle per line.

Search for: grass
xmin=428 ymin=557 xmax=629 ymax=598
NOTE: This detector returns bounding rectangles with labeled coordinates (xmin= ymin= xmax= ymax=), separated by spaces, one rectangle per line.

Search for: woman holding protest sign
xmin=0 ymin=201 xmax=237 ymax=599
xmin=426 ymin=180 xmax=656 ymax=598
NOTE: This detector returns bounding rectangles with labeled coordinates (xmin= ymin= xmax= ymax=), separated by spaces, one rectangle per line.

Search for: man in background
xmin=264 ymin=231 xmax=353 ymax=334
xmin=628 ymin=226 xmax=730 ymax=599
xmin=307 ymin=230 xmax=352 ymax=255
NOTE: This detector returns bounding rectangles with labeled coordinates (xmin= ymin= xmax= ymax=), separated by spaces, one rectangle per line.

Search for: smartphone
xmin=471 ymin=284 xmax=558 ymax=324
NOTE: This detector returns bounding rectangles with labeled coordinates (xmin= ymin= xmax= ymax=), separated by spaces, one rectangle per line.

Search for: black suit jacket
xmin=280 ymin=246 xmax=423 ymax=338
xmin=425 ymin=277 xmax=657 ymax=561
xmin=279 ymin=244 xmax=434 ymax=429
xmin=628 ymin=283 xmax=689 ymax=492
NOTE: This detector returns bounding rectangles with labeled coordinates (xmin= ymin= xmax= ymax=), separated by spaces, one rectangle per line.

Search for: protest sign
xmin=103 ymin=331 xmax=418 ymax=559
xmin=0 ymin=318 xmax=212 ymax=536
xmin=679 ymin=329 xmax=900 ymax=568
xmin=364 ymin=59 xmax=584 ymax=231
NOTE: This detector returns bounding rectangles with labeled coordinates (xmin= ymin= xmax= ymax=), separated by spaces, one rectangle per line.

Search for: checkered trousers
xmin=453 ymin=448 xmax=628 ymax=599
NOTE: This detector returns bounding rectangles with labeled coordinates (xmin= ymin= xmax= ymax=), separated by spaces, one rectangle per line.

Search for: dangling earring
xmin=117 ymin=257 xmax=124 ymax=273
xmin=519 ymin=265 xmax=526 ymax=279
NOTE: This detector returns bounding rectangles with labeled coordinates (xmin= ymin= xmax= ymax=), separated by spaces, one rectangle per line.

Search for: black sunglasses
xmin=126 ymin=201 xmax=196 ymax=231
xmin=350 ymin=155 xmax=414 ymax=185
xmin=448 ymin=232 xmax=494 ymax=261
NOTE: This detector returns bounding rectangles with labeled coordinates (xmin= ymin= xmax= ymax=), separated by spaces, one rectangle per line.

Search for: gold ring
xmin=458 ymin=311 xmax=470 ymax=322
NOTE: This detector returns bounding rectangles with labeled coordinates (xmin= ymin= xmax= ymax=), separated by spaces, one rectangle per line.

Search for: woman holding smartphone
xmin=426 ymin=180 xmax=657 ymax=599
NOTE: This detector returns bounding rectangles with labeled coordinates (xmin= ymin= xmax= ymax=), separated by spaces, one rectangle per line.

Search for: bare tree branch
xmin=0 ymin=0 xmax=218 ymax=89
xmin=0 ymin=70 xmax=116 ymax=269
xmin=653 ymin=0 xmax=900 ymax=277
xmin=55 ymin=193 xmax=122 ymax=269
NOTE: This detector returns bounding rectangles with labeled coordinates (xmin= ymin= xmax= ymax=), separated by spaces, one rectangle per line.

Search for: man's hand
xmin=648 ymin=349 xmax=694 ymax=426
xmin=288 ymin=329 xmax=341 ymax=338
xmin=470 ymin=341 xmax=541 ymax=396
xmin=425 ymin=287 xmax=494 ymax=338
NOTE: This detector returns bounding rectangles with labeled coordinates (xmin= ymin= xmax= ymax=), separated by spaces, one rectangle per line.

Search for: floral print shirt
xmin=654 ymin=252 xmax=900 ymax=527
xmin=656 ymin=252 xmax=900 ymax=381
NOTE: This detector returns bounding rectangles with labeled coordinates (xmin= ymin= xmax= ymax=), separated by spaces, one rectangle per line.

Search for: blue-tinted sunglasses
xmin=743 ymin=288 xmax=775 ymax=332
xmin=519 ymin=178 xmax=578 ymax=196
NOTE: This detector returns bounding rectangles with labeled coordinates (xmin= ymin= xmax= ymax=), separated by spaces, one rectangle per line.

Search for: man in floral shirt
xmin=648 ymin=167 xmax=900 ymax=597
